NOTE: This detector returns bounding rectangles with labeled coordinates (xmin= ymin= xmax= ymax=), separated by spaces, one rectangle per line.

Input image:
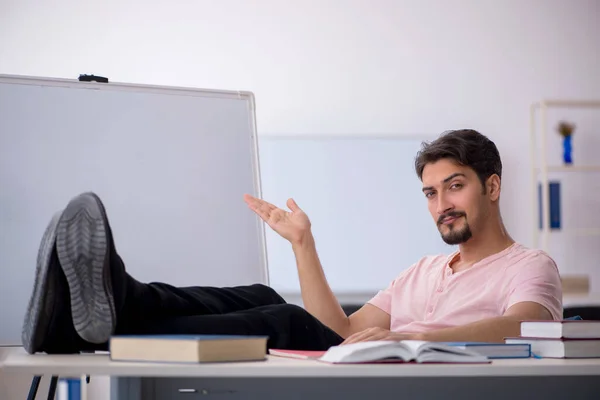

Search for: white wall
xmin=1 ymin=0 xmax=599 ymax=270
xmin=2 ymin=0 xmax=599 ymax=283
xmin=1 ymin=2 xmax=599 ymax=252
xmin=1 ymin=1 xmax=599 ymax=398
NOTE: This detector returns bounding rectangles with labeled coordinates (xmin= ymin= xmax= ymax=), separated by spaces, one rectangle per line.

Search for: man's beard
xmin=437 ymin=211 xmax=472 ymax=245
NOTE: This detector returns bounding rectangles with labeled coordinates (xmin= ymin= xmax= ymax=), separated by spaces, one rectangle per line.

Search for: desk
xmin=3 ymin=350 xmax=600 ymax=400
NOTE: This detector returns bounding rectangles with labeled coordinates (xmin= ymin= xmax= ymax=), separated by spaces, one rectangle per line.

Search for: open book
xmin=270 ymin=340 xmax=490 ymax=364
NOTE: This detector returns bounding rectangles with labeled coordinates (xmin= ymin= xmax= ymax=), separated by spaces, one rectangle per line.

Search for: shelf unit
xmin=530 ymin=99 xmax=600 ymax=253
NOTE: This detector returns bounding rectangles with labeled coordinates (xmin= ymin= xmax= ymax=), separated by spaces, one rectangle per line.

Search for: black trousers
xmin=116 ymin=279 xmax=345 ymax=351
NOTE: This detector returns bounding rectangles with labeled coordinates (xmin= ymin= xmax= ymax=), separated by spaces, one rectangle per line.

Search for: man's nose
xmin=436 ymin=193 xmax=453 ymax=216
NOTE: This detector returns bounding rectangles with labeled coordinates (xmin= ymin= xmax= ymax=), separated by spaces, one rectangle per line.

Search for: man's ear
xmin=486 ymin=174 xmax=501 ymax=201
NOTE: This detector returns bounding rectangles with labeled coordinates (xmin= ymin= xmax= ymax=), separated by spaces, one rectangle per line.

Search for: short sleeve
xmin=505 ymin=252 xmax=563 ymax=321
xmin=367 ymin=279 xmax=396 ymax=315
xmin=367 ymin=266 xmax=415 ymax=315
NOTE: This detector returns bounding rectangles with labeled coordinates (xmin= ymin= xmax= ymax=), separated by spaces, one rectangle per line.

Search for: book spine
xmin=538 ymin=181 xmax=561 ymax=230
xmin=57 ymin=378 xmax=81 ymax=400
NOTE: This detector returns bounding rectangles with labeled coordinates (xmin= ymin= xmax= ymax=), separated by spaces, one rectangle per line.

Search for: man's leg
xmin=124 ymin=281 xmax=286 ymax=321
xmin=117 ymin=281 xmax=287 ymax=333
xmin=22 ymin=192 xmax=286 ymax=354
xmin=129 ymin=304 xmax=345 ymax=350
xmin=57 ymin=192 xmax=289 ymax=338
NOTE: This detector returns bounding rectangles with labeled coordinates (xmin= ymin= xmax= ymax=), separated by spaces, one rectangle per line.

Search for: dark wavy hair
xmin=414 ymin=129 xmax=502 ymax=192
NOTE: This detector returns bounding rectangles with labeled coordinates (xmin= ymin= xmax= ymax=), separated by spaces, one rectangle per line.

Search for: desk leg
xmin=46 ymin=376 xmax=58 ymax=400
xmin=26 ymin=376 xmax=41 ymax=400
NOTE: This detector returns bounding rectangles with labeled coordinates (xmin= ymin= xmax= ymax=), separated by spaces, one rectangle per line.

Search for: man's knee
xmin=251 ymin=284 xmax=286 ymax=304
xmin=272 ymin=303 xmax=312 ymax=320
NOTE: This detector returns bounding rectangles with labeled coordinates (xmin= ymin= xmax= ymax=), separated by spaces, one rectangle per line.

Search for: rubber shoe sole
xmin=21 ymin=212 xmax=62 ymax=354
xmin=56 ymin=192 xmax=116 ymax=343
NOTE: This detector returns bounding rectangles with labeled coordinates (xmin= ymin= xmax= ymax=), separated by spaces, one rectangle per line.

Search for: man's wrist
xmin=291 ymin=231 xmax=315 ymax=251
xmin=410 ymin=332 xmax=427 ymax=341
xmin=390 ymin=331 xmax=426 ymax=342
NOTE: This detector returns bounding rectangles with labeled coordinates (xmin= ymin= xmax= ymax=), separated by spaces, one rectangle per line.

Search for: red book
xmin=269 ymin=349 xmax=326 ymax=360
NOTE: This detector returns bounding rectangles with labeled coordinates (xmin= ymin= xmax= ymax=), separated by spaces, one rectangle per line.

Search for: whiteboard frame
xmin=0 ymin=73 xmax=270 ymax=286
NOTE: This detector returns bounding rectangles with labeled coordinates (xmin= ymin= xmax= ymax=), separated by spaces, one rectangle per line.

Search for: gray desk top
xmin=3 ymin=349 xmax=600 ymax=378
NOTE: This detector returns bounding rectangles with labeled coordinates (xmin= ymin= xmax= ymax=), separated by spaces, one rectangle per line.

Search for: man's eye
xmin=450 ymin=183 xmax=463 ymax=189
xmin=425 ymin=192 xmax=435 ymax=198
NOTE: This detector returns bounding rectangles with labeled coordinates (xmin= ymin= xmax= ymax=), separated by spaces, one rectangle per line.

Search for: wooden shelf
xmin=530 ymin=99 xmax=600 ymax=253
xmin=534 ymin=166 xmax=600 ymax=172
xmin=546 ymin=228 xmax=600 ymax=236
xmin=533 ymin=100 xmax=600 ymax=108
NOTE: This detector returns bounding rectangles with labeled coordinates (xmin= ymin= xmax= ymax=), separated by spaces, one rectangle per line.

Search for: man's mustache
xmin=437 ymin=211 xmax=466 ymax=225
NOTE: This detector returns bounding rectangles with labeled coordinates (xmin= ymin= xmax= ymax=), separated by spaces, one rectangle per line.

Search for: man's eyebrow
xmin=442 ymin=172 xmax=466 ymax=183
xmin=422 ymin=173 xmax=467 ymax=192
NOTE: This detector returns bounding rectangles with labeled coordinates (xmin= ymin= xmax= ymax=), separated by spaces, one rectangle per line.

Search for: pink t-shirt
xmin=368 ymin=243 xmax=563 ymax=333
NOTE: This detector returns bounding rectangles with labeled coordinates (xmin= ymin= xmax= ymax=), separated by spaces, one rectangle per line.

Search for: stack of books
xmin=505 ymin=320 xmax=600 ymax=358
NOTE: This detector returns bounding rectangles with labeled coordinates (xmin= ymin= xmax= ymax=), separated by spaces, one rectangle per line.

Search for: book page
xmin=399 ymin=340 xmax=430 ymax=355
xmin=319 ymin=341 xmax=401 ymax=363
xmin=406 ymin=341 xmax=488 ymax=362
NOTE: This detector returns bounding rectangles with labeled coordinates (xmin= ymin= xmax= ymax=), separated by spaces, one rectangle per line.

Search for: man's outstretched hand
xmin=244 ymin=194 xmax=312 ymax=246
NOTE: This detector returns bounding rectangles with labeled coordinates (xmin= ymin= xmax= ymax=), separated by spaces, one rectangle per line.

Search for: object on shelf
xmin=563 ymin=135 xmax=573 ymax=164
xmin=561 ymin=275 xmax=590 ymax=295
xmin=557 ymin=121 xmax=575 ymax=165
xmin=538 ymin=181 xmax=561 ymax=230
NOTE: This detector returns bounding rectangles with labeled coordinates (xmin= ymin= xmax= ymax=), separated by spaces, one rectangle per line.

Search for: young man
xmin=22 ymin=129 xmax=562 ymax=354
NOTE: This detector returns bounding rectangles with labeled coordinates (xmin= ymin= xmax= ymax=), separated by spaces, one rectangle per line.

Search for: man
xmin=22 ymin=129 xmax=562 ymax=354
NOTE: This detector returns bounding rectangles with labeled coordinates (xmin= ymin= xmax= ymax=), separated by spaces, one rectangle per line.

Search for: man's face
xmin=421 ymin=159 xmax=489 ymax=245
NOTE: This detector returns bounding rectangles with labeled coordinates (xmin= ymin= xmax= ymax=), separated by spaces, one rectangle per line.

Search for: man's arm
xmin=419 ymin=301 xmax=553 ymax=343
xmin=343 ymin=301 xmax=553 ymax=344
xmin=293 ymin=233 xmax=390 ymax=338
xmin=419 ymin=254 xmax=562 ymax=343
xmin=244 ymin=194 xmax=390 ymax=338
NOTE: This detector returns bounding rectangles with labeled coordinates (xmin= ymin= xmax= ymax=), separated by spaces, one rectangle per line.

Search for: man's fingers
xmin=341 ymin=332 xmax=358 ymax=345
xmin=350 ymin=333 xmax=382 ymax=344
xmin=246 ymin=200 xmax=273 ymax=222
xmin=372 ymin=332 xmax=387 ymax=342
xmin=249 ymin=204 xmax=271 ymax=222
xmin=342 ymin=328 xmax=391 ymax=345
xmin=342 ymin=335 xmax=357 ymax=345
xmin=287 ymin=198 xmax=301 ymax=212
xmin=245 ymin=196 xmax=290 ymax=226
xmin=343 ymin=330 xmax=371 ymax=345
xmin=244 ymin=194 xmax=277 ymax=211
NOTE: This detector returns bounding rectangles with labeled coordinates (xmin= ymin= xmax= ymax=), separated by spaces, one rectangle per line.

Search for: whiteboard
xmin=258 ymin=135 xmax=457 ymax=295
xmin=0 ymin=75 xmax=268 ymax=345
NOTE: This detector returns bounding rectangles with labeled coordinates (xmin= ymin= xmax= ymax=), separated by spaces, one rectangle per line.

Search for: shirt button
xmin=428 ymin=307 xmax=434 ymax=313
xmin=437 ymin=287 xmax=443 ymax=293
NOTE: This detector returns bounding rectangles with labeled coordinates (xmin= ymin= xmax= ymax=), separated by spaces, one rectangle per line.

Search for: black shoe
xmin=22 ymin=211 xmax=103 ymax=354
xmin=55 ymin=192 xmax=118 ymax=344
xmin=22 ymin=211 xmax=62 ymax=353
